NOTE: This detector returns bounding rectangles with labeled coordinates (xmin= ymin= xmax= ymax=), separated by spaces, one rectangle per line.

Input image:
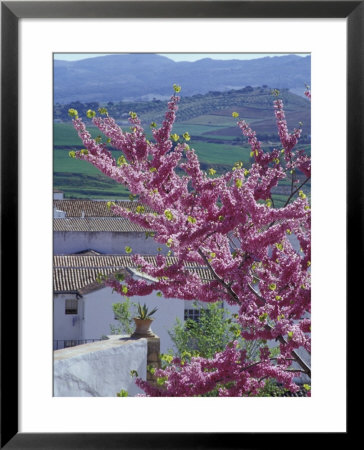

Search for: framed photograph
xmin=1 ymin=1 xmax=358 ymax=447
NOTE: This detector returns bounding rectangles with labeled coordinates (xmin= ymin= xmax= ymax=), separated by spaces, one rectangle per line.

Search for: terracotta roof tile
xmin=53 ymin=255 xmax=214 ymax=293
xmin=53 ymin=200 xmax=154 ymax=217
xmin=53 ymin=267 xmax=128 ymax=293
xmin=54 ymin=254 xmax=177 ymax=268
xmin=53 ymin=218 xmax=150 ymax=232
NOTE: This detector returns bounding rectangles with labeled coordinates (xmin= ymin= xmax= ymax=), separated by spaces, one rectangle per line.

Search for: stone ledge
xmin=54 ymin=335 xmax=146 ymax=361
xmin=54 ymin=336 xmax=149 ymax=397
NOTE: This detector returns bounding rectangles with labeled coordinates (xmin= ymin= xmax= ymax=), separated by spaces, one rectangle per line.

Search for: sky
xmin=54 ymin=53 xmax=309 ymax=62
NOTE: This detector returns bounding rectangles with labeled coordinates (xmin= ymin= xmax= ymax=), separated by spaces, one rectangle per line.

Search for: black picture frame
xmin=1 ymin=1 xmax=358 ymax=448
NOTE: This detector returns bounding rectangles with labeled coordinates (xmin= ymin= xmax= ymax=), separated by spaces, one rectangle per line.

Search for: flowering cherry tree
xmin=69 ymin=84 xmax=311 ymax=396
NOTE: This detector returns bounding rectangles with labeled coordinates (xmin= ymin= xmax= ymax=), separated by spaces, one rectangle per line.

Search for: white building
xmin=52 ymin=198 xmax=309 ymax=388
xmin=53 ymin=254 xmax=232 ymax=354
xmin=53 ymin=199 xmax=167 ymax=255
xmin=53 ymin=190 xmax=64 ymax=200
xmin=53 ymin=200 xmax=237 ymax=356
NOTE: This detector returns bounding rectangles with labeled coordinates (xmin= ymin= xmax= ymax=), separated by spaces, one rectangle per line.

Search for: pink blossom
xmin=70 ymin=87 xmax=311 ymax=396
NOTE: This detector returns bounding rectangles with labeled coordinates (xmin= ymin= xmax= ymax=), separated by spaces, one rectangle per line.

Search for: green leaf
xmin=232 ymin=161 xmax=243 ymax=171
xmin=114 ymin=273 xmax=125 ymax=282
xmin=116 ymin=389 xmax=128 ymax=397
xmin=147 ymin=365 xmax=156 ymax=375
xmin=164 ymin=210 xmax=173 ymax=221
xmin=117 ymin=155 xmax=127 ymax=166
xmin=86 ymin=109 xmax=96 ymax=119
xmin=68 ymin=108 xmax=78 ymax=118
xmin=136 ymin=302 xmax=158 ymax=319
xmin=121 ymin=286 xmax=128 ymax=294
xmin=161 ymin=354 xmax=173 ymax=364
xmin=157 ymin=376 xmax=168 ymax=386
xmin=259 ymin=313 xmax=268 ymax=322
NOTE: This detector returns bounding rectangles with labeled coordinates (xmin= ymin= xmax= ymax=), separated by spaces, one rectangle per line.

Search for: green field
xmin=54 ymin=123 xmax=106 ymax=146
xmin=54 ymin=120 xmax=254 ymax=199
xmin=53 ymin=124 xmax=129 ymax=198
xmin=172 ymin=122 xmax=227 ymax=136
xmin=54 ymin=89 xmax=310 ymax=200
xmin=54 ymin=171 xmax=130 ymax=199
xmin=188 ymin=141 xmax=250 ymax=166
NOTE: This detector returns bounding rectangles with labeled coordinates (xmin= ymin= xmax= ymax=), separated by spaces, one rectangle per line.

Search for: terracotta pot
xmin=131 ymin=318 xmax=156 ymax=338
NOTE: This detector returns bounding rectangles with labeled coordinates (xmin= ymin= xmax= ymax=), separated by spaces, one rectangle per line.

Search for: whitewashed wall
xmin=81 ymin=285 xmax=185 ymax=354
xmin=54 ymin=293 xmax=84 ymax=346
xmin=54 ymin=285 xmax=185 ymax=354
xmin=53 ymin=231 xmax=168 ymax=255
xmin=53 ymin=192 xmax=64 ymax=200
xmin=53 ymin=336 xmax=147 ymax=397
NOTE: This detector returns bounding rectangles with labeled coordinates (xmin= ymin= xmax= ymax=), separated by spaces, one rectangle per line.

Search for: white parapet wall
xmin=53 ymin=335 xmax=148 ymax=397
xmin=53 ymin=231 xmax=167 ymax=255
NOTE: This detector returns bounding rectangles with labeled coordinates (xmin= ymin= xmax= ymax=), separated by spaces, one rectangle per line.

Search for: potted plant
xmin=131 ymin=303 xmax=158 ymax=338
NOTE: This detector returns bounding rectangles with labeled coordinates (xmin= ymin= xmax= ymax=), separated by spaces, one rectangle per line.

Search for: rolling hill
xmin=54 ymin=87 xmax=310 ymax=201
xmin=54 ymin=53 xmax=311 ymax=104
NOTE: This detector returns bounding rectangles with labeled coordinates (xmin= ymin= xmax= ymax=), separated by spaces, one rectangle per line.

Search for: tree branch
xmin=198 ymin=249 xmax=241 ymax=305
xmin=266 ymin=324 xmax=311 ymax=377
xmin=284 ymin=176 xmax=311 ymax=207
xmin=198 ymin=248 xmax=311 ymax=378
xmin=243 ymin=283 xmax=311 ymax=378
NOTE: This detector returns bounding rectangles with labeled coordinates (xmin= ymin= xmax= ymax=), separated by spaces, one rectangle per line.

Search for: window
xmin=65 ymin=299 xmax=78 ymax=315
xmin=184 ymin=308 xmax=201 ymax=322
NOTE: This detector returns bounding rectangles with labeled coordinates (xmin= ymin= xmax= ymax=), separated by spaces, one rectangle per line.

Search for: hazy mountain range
xmin=54 ymin=54 xmax=311 ymax=104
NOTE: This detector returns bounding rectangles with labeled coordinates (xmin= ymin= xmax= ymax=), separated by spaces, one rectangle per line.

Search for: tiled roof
xmin=54 ymin=267 xmax=122 ymax=293
xmin=53 ymin=255 xmax=214 ymax=294
xmin=54 ymin=255 xmax=175 ymax=268
xmin=53 ymin=200 xmax=154 ymax=217
xmin=53 ymin=218 xmax=150 ymax=232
